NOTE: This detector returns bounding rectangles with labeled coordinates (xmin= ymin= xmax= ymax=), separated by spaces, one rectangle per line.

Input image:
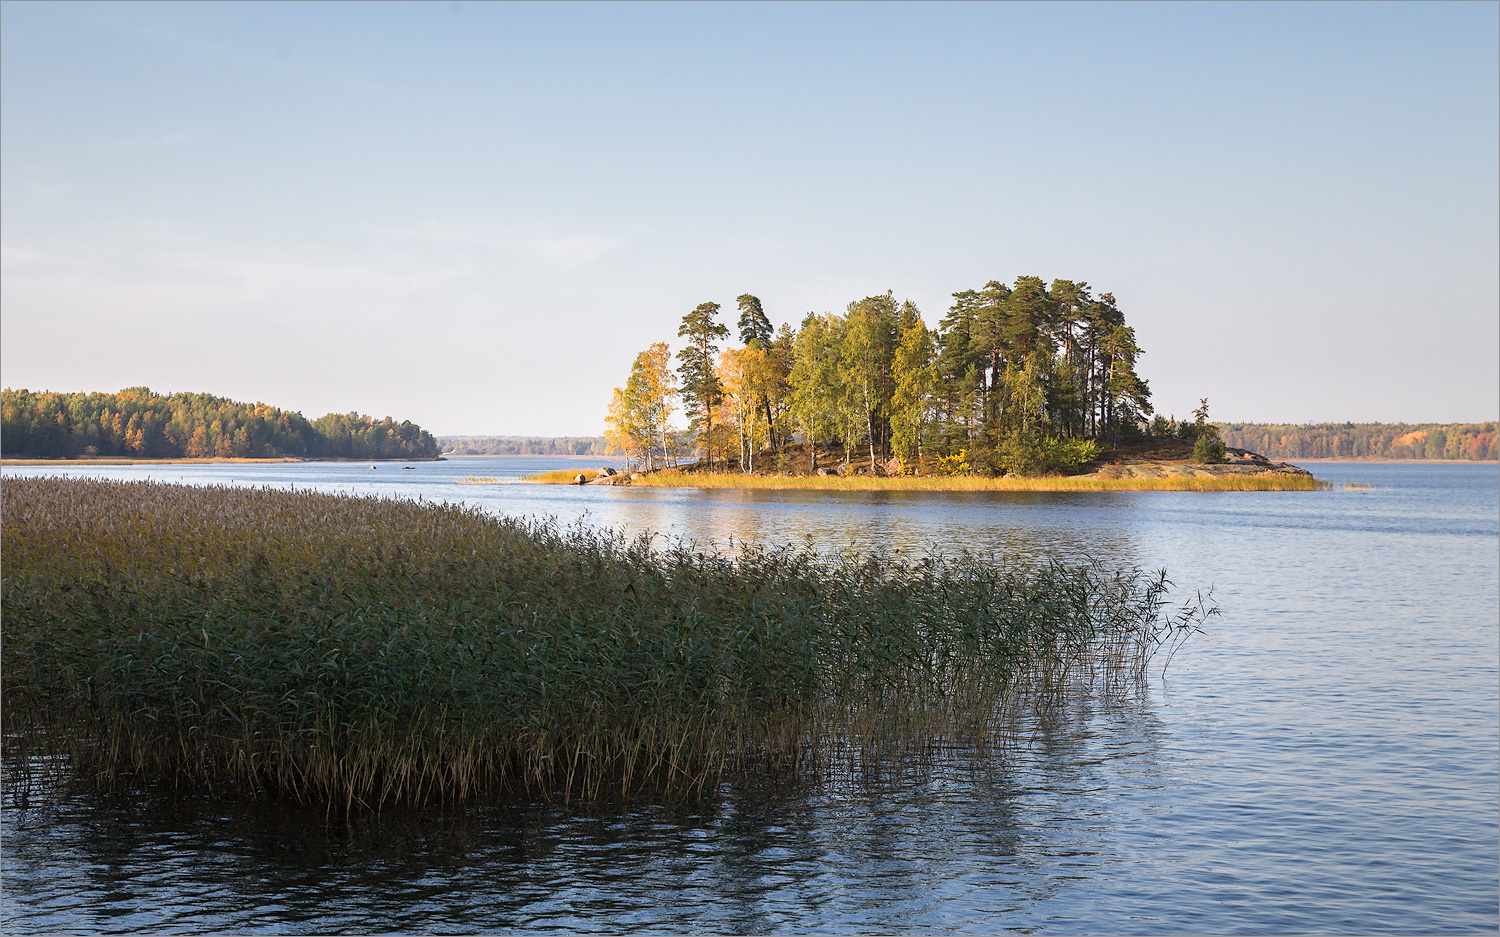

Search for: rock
xmin=574 ymin=473 xmax=588 ymax=485
xmin=816 ymin=467 xmax=836 ymax=477
xmin=629 ymin=473 xmax=644 ymax=481
xmin=598 ymin=467 xmax=616 ymax=476
xmin=587 ymin=475 xmax=614 ymax=485
xmin=883 ymin=457 xmax=902 ymax=476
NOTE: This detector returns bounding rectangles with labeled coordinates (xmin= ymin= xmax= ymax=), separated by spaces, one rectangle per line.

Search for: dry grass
xmin=625 ymin=469 xmax=1325 ymax=492
xmin=2 ymin=477 xmax=1213 ymax=809
xmin=457 ymin=476 xmax=502 ymax=485
xmin=524 ymin=468 xmax=596 ymax=484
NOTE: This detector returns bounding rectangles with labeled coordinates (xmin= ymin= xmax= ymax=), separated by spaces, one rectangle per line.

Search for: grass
xmin=523 ymin=468 xmax=601 ymax=484
xmin=1344 ymin=481 xmax=1374 ymax=490
xmin=458 ymin=476 xmax=502 ymax=485
xmin=2 ymin=477 xmax=1213 ymax=809
xmin=617 ymin=469 xmax=1325 ymax=492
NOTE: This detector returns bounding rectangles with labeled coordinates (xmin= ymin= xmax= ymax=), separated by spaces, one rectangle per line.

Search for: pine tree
xmin=677 ymin=302 xmax=729 ymax=469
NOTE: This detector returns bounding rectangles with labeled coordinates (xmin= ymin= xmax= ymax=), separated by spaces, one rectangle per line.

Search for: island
xmin=586 ymin=283 xmax=1328 ymax=492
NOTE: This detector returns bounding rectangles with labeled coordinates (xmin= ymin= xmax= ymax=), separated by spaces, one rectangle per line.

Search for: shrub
xmin=936 ymin=448 xmax=970 ymax=475
xmin=1045 ymin=437 xmax=1101 ymax=472
xmin=1192 ymin=435 xmax=1227 ymax=464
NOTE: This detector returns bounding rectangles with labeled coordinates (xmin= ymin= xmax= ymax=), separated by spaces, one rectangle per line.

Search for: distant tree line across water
xmin=438 ymin=436 xmax=613 ymax=456
xmin=1219 ymin=422 xmax=1497 ymax=461
xmin=1 ymin=387 xmax=440 ymax=460
xmin=606 ymin=279 xmax=1152 ymax=476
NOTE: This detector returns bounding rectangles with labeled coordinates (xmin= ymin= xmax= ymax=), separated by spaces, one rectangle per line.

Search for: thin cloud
xmin=532 ymin=234 xmax=622 ymax=268
xmin=373 ymin=220 xmax=628 ymax=269
xmin=726 ymin=235 xmax=786 ymax=252
xmin=0 ymin=244 xmax=61 ymax=272
xmin=100 ymin=133 xmax=193 ymax=154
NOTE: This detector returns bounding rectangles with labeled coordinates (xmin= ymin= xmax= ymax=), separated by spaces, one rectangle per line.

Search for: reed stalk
xmin=2 ymin=477 xmax=1212 ymax=808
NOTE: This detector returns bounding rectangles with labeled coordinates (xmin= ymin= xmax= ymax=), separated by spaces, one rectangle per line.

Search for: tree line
xmin=1 ymin=387 xmax=440 ymax=460
xmin=605 ymin=279 xmax=1153 ymax=475
xmin=1218 ymin=422 xmax=1498 ymax=461
xmin=438 ymin=436 xmax=613 ymax=456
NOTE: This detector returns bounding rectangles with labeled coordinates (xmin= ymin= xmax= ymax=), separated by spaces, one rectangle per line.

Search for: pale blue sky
xmin=3 ymin=1 xmax=1496 ymax=434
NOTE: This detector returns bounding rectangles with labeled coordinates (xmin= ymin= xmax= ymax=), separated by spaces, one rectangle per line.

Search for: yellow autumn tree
xmin=604 ymin=342 xmax=678 ymax=471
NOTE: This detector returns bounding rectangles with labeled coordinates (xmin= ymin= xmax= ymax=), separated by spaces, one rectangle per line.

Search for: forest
xmin=1219 ymin=422 xmax=1497 ymax=461
xmin=606 ymin=278 xmax=1152 ymax=475
xmin=1 ymin=387 xmax=440 ymax=460
xmin=439 ymin=435 xmax=612 ymax=456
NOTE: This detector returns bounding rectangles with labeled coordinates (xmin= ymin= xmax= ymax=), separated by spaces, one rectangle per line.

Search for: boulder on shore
xmin=574 ymin=473 xmax=589 ymax=485
xmin=598 ymin=466 xmax=616 ymax=477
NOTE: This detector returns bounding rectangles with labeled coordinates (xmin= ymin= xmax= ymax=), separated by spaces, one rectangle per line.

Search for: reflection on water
xmin=582 ymin=487 xmax=1141 ymax=565
xmin=4 ymin=696 xmax=1171 ymax=935
xmin=0 ymin=456 xmax=1141 ymax=561
xmin=2 ymin=459 xmax=1497 ymax=934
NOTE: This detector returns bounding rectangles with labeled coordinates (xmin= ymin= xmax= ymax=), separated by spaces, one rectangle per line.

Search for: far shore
xmin=1 ymin=456 xmax=445 ymax=466
xmin=1285 ymin=457 xmax=1497 ymax=463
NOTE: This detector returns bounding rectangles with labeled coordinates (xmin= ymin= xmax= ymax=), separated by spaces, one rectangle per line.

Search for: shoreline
xmin=442 ymin=453 xmax=620 ymax=459
xmin=1 ymin=456 xmax=444 ymax=466
xmin=1285 ymin=457 xmax=1497 ymax=463
xmin=533 ymin=469 xmax=1326 ymax=492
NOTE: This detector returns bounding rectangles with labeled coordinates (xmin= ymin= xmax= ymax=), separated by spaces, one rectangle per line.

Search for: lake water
xmin=2 ymin=457 xmax=1497 ymax=934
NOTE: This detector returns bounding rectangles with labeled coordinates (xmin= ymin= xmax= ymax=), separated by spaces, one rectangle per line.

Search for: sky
xmin=2 ymin=1 xmax=1496 ymax=435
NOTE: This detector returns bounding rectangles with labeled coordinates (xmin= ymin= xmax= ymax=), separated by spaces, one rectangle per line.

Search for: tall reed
xmin=2 ymin=477 xmax=1212 ymax=808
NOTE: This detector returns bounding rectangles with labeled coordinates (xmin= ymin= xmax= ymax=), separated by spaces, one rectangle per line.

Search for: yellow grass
xmin=624 ymin=470 xmax=1326 ymax=492
xmin=458 ymin=476 xmax=502 ymax=485
xmin=525 ymin=468 xmax=599 ymax=483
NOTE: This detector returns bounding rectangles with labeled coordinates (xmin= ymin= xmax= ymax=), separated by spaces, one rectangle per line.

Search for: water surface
xmin=3 ymin=459 xmax=1496 ymax=934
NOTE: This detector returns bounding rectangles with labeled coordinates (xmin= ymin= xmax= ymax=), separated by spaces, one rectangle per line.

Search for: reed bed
xmin=458 ymin=476 xmax=502 ymax=485
xmin=2 ymin=477 xmax=1212 ymax=809
xmin=619 ymin=469 xmax=1324 ymax=492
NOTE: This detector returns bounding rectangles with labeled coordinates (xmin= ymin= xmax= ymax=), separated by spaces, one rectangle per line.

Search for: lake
xmin=2 ymin=457 xmax=1496 ymax=934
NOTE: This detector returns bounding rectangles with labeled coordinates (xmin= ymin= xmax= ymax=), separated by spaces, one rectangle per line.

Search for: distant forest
xmin=1219 ymin=422 xmax=1497 ymax=461
xmin=1 ymin=387 xmax=440 ymax=460
xmin=439 ymin=436 xmax=612 ymax=456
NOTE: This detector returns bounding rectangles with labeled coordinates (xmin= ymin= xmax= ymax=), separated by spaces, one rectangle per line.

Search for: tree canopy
xmin=1 ymin=387 xmax=439 ymax=460
xmin=605 ymin=276 xmax=1164 ymax=475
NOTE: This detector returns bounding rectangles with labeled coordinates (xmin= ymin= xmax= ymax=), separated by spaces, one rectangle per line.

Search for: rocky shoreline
xmin=1076 ymin=445 xmax=1313 ymax=481
xmin=565 ymin=438 xmax=1313 ymax=486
